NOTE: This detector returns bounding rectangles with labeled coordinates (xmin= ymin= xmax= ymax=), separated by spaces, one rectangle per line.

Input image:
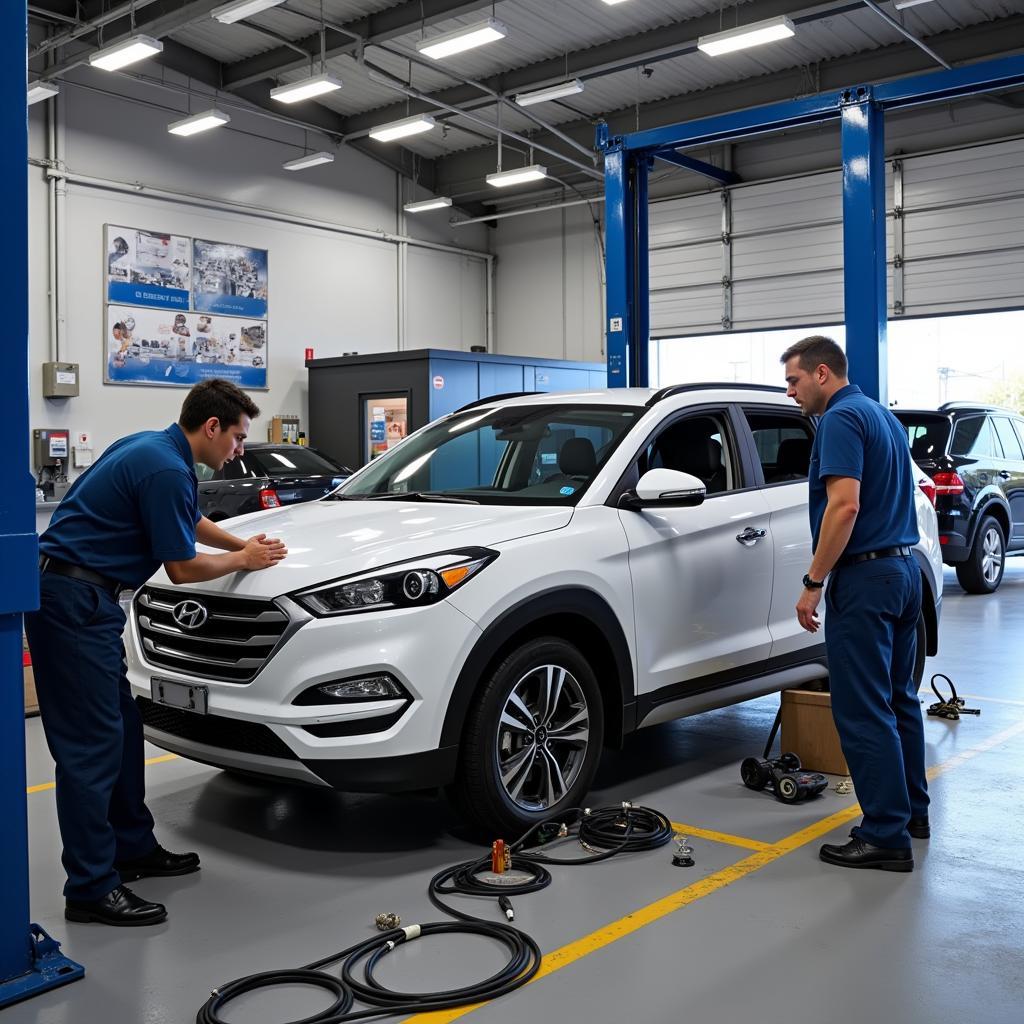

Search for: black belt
xmin=39 ymin=556 xmax=127 ymax=597
xmin=839 ymin=545 xmax=913 ymax=567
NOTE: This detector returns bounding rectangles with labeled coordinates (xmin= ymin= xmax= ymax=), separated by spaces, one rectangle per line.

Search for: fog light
xmin=402 ymin=570 xmax=439 ymax=601
xmin=318 ymin=675 xmax=404 ymax=700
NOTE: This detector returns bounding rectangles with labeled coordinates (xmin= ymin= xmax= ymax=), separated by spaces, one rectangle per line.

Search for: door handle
xmin=736 ymin=527 xmax=767 ymax=546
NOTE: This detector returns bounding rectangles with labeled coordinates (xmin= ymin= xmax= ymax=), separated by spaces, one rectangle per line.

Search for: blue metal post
xmin=602 ymin=141 xmax=633 ymax=387
xmin=841 ymin=90 xmax=888 ymax=403
xmin=634 ymin=155 xmax=651 ymax=388
xmin=1 ymin=1 xmax=84 ymax=1008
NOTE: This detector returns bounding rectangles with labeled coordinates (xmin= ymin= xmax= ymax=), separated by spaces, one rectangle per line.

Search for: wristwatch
xmin=802 ymin=573 xmax=825 ymax=590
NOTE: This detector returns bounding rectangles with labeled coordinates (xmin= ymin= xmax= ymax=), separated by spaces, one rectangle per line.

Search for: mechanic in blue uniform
xmin=781 ymin=336 xmax=927 ymax=872
xmin=25 ymin=379 xmax=287 ymax=925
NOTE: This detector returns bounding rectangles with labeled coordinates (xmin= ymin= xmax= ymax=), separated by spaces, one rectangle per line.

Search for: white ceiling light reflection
xmin=393 ymin=451 xmax=435 ymax=485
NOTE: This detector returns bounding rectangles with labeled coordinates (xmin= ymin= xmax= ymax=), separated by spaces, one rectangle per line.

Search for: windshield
xmin=335 ymin=404 xmax=643 ymax=505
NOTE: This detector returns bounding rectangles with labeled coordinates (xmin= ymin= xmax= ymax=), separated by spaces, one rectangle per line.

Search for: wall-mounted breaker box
xmin=43 ymin=362 xmax=80 ymax=398
xmin=33 ymin=428 xmax=70 ymax=468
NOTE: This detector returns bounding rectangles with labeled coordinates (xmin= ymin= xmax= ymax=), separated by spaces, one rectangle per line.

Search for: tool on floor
xmin=671 ymin=835 xmax=695 ymax=867
xmin=926 ymin=673 xmax=980 ymax=721
xmin=740 ymin=709 xmax=828 ymax=803
xmin=374 ymin=912 xmax=400 ymax=931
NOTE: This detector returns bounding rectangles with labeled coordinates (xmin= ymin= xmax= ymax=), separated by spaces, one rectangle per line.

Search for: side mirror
xmin=618 ymin=468 xmax=707 ymax=511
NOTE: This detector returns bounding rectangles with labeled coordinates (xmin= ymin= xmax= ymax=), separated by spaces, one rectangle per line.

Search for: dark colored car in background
xmin=196 ymin=443 xmax=352 ymax=521
xmin=894 ymin=402 xmax=1024 ymax=593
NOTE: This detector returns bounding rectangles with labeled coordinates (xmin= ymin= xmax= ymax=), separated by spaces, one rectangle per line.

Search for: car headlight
xmin=292 ymin=547 xmax=497 ymax=617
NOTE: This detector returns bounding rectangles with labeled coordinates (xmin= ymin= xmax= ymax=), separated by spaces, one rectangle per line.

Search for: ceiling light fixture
xmin=212 ymin=0 xmax=287 ymax=24
xmin=514 ymin=79 xmax=584 ymax=107
xmin=167 ymin=108 xmax=231 ymax=136
xmin=893 ymin=0 xmax=936 ymax=8
xmin=697 ymin=15 xmax=795 ymax=57
xmin=486 ymin=164 xmax=548 ymax=188
xmin=415 ymin=18 xmax=508 ymax=60
xmin=271 ymin=72 xmax=342 ymax=104
xmin=27 ymin=81 xmax=60 ymax=105
xmin=601 ymin=0 xmax=632 ymax=5
xmin=369 ymin=114 xmax=436 ymax=142
xmin=88 ymin=34 xmax=164 ymax=72
xmin=283 ymin=151 xmax=335 ymax=170
xmin=404 ymin=197 xmax=453 ymax=213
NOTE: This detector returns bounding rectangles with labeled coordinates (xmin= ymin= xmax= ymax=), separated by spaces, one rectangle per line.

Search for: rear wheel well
xmin=975 ymin=503 xmax=1009 ymax=545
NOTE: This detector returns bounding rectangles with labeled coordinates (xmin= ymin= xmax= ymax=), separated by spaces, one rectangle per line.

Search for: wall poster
xmin=106 ymin=225 xmax=192 ymax=310
xmin=192 ymin=238 xmax=269 ymax=318
xmin=105 ymin=305 xmax=268 ymax=389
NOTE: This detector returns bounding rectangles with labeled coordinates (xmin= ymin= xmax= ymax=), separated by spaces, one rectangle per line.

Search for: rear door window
xmin=742 ymin=409 xmax=815 ymax=484
xmin=993 ymin=418 xmax=1024 ymax=461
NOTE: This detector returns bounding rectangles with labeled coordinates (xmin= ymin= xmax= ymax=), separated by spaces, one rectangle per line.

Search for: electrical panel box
xmin=33 ymin=428 xmax=70 ymax=468
xmin=42 ymin=362 xmax=80 ymax=398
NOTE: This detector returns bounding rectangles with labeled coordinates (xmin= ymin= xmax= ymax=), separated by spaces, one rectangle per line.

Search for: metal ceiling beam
xmin=431 ymin=14 xmax=1024 ymax=195
xmin=221 ymin=0 xmax=494 ymax=90
xmin=339 ymin=0 xmax=862 ymax=136
xmin=654 ymin=151 xmax=739 ymax=185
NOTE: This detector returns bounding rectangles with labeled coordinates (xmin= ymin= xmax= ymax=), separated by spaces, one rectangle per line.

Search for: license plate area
xmin=152 ymin=677 xmax=208 ymax=715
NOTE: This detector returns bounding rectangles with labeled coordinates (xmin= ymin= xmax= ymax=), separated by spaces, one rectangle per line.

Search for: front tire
xmin=956 ymin=515 xmax=1006 ymax=594
xmin=449 ymin=637 xmax=604 ymax=837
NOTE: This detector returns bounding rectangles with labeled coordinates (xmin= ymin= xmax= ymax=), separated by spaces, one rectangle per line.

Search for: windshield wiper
xmin=368 ymin=491 xmax=480 ymax=504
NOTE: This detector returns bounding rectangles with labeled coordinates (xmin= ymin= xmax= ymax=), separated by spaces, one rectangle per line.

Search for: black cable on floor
xmin=195 ymin=802 xmax=669 ymax=1024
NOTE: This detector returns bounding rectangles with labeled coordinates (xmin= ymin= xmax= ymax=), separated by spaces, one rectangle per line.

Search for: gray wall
xmin=27 ymin=68 xmax=491 ymax=482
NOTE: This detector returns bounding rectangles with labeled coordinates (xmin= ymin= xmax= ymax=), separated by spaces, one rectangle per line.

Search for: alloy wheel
xmin=494 ymin=664 xmax=590 ymax=812
xmin=981 ymin=526 xmax=1004 ymax=585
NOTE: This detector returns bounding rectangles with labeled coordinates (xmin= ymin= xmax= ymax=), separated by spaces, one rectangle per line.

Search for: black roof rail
xmin=646 ymin=382 xmax=786 ymax=407
xmin=454 ymin=391 xmax=542 ymax=414
xmin=938 ymin=400 xmax=1014 ymax=414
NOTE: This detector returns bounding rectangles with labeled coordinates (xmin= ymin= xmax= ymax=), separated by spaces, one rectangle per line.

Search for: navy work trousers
xmin=24 ymin=572 xmax=156 ymax=901
xmin=825 ymin=554 xmax=928 ymax=849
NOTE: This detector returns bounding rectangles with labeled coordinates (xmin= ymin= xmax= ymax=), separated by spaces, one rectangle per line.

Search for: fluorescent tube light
xmin=415 ymin=18 xmax=507 ymax=60
xmin=404 ymin=197 xmax=453 ymax=213
xmin=697 ymin=16 xmax=795 ymax=57
xmin=283 ymin=151 xmax=335 ymax=171
xmin=89 ymin=34 xmax=164 ymax=72
xmin=212 ymin=0 xmax=287 ymax=24
xmin=28 ymin=81 xmax=60 ymax=105
xmin=271 ymin=72 xmax=342 ymax=104
xmin=893 ymin=0 xmax=935 ymax=8
xmin=369 ymin=114 xmax=436 ymax=142
xmin=601 ymin=0 xmax=632 ymax=5
xmin=514 ymin=79 xmax=584 ymax=107
xmin=486 ymin=164 xmax=548 ymax=188
xmin=167 ymin=108 xmax=231 ymax=136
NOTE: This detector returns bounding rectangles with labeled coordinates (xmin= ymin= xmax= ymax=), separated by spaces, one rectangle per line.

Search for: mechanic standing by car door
xmin=781 ymin=336 xmax=927 ymax=872
xmin=25 ymin=379 xmax=287 ymax=926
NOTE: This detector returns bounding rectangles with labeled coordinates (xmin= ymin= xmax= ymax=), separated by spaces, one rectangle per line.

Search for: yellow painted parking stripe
xmin=403 ymin=716 xmax=1024 ymax=1024
xmin=668 ymin=821 xmax=771 ymax=852
xmin=26 ymin=753 xmax=178 ymax=795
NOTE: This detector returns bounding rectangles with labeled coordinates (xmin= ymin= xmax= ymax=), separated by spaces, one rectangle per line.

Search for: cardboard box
xmin=780 ymin=687 xmax=848 ymax=776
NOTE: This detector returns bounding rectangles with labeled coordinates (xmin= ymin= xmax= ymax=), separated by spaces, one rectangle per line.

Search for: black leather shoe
xmin=66 ymin=885 xmax=167 ymax=926
xmin=820 ymin=837 xmax=913 ymax=872
xmin=908 ymin=816 xmax=930 ymax=839
xmin=116 ymin=844 xmax=200 ymax=882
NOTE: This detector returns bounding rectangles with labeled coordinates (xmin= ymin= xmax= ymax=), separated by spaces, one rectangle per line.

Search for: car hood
xmin=146 ymin=499 xmax=573 ymax=597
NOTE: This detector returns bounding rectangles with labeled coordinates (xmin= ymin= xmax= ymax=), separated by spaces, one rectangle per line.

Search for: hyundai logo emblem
xmin=172 ymin=599 xmax=208 ymax=630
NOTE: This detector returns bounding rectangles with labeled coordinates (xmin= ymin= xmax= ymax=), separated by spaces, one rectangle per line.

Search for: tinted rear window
xmin=951 ymin=416 xmax=996 ymax=458
xmin=894 ymin=414 xmax=950 ymax=461
xmin=248 ymin=448 xmax=344 ymax=477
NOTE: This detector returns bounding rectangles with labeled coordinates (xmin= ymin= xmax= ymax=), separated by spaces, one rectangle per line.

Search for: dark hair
xmin=179 ymin=379 xmax=260 ymax=432
xmin=780 ymin=335 xmax=848 ymax=377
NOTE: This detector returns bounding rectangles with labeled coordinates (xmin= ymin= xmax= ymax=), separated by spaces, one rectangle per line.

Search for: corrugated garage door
xmin=648 ymin=136 xmax=1023 ymax=337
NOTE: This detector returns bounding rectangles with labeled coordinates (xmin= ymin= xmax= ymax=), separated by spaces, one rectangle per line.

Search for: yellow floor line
xmin=668 ymin=822 xmax=772 ymax=852
xmin=26 ymin=753 xmax=178 ymax=795
xmin=403 ymin=716 xmax=1024 ymax=1024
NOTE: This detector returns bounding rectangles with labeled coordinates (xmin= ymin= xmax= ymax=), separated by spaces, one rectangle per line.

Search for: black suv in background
xmin=196 ymin=443 xmax=351 ymax=521
xmin=894 ymin=403 xmax=1024 ymax=593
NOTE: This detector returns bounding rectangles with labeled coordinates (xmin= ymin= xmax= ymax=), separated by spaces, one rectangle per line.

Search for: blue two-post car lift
xmin=1 ymin=1 xmax=85 ymax=1010
xmin=598 ymin=53 xmax=1024 ymax=400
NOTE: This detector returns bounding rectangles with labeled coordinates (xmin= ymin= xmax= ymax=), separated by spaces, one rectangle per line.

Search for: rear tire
xmin=913 ymin=607 xmax=927 ymax=693
xmin=956 ymin=515 xmax=1005 ymax=594
xmin=449 ymin=637 xmax=604 ymax=838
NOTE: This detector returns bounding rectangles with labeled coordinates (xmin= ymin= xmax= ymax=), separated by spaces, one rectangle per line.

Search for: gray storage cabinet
xmin=307 ymin=349 xmax=607 ymax=470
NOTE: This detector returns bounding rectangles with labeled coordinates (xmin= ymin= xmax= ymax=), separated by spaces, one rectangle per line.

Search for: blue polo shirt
xmin=40 ymin=423 xmax=201 ymax=588
xmin=808 ymin=384 xmax=919 ymax=556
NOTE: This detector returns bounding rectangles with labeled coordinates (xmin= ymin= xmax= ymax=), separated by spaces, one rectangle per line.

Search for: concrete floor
xmin=12 ymin=564 xmax=1024 ymax=1024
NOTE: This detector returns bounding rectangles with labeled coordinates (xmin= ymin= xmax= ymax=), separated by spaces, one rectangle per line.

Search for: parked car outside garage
xmin=129 ymin=386 xmax=942 ymax=836
xmin=894 ymin=402 xmax=1024 ymax=593
xmin=196 ymin=443 xmax=351 ymax=521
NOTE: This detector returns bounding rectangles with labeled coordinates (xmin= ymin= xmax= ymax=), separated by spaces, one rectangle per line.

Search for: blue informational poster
xmin=105 ymin=305 xmax=268 ymax=389
xmin=106 ymin=225 xmax=192 ymax=310
xmin=192 ymin=238 xmax=269 ymax=318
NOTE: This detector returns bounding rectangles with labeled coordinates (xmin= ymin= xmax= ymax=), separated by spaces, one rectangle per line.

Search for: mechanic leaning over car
xmin=782 ymin=336 xmax=928 ymax=873
xmin=25 ymin=379 xmax=288 ymax=926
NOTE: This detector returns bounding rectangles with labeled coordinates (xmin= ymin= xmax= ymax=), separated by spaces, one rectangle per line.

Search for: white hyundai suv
xmin=126 ymin=385 xmax=942 ymax=835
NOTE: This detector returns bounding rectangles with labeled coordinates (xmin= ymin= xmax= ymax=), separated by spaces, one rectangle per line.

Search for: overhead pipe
xmin=861 ymin=0 xmax=951 ymax=70
xmin=30 ymin=0 xmax=163 ymax=56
